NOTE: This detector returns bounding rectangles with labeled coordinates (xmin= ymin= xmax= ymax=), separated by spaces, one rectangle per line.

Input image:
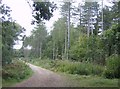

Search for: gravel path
xmin=13 ymin=63 xmax=71 ymax=87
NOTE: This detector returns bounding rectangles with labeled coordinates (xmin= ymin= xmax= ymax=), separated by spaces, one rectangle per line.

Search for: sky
xmin=2 ymin=0 xmax=61 ymax=49
xmin=1 ymin=0 xmax=115 ymax=49
xmin=2 ymin=0 xmax=61 ymax=36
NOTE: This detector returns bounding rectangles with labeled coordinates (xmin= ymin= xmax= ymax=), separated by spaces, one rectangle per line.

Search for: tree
xmin=102 ymin=24 xmax=120 ymax=57
xmin=32 ymin=1 xmax=56 ymax=24
xmin=111 ymin=1 xmax=120 ymax=24
xmin=69 ymin=34 xmax=104 ymax=64
xmin=102 ymin=6 xmax=113 ymax=31
xmin=98 ymin=1 xmax=120 ymax=31
xmin=60 ymin=2 xmax=72 ymax=59
xmin=51 ymin=18 xmax=67 ymax=59
xmin=1 ymin=4 xmax=25 ymax=65
xmin=81 ymin=2 xmax=100 ymax=36
xmin=23 ymin=23 xmax=47 ymax=58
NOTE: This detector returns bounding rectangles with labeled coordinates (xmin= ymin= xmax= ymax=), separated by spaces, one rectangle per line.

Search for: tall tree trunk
xmin=79 ymin=3 xmax=82 ymax=26
xmin=87 ymin=19 xmax=90 ymax=37
xmin=53 ymin=42 xmax=55 ymax=60
xmin=91 ymin=28 xmax=93 ymax=35
xmin=87 ymin=6 xmax=91 ymax=37
xmin=65 ymin=17 xmax=67 ymax=59
xmin=55 ymin=47 xmax=58 ymax=59
xmin=67 ymin=2 xmax=70 ymax=59
xmin=39 ymin=42 xmax=42 ymax=59
xmin=102 ymin=0 xmax=104 ymax=34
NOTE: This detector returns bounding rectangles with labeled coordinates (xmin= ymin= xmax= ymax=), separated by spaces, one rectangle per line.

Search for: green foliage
xmin=32 ymin=2 xmax=56 ymax=24
xmin=23 ymin=23 xmax=47 ymax=58
xmin=102 ymin=6 xmax=113 ymax=30
xmin=1 ymin=4 xmax=25 ymax=65
xmin=0 ymin=4 xmax=11 ymax=21
xmin=64 ymin=74 xmax=118 ymax=87
xmin=70 ymin=34 xmax=87 ymax=61
xmin=1 ymin=4 xmax=13 ymax=65
xmin=70 ymin=23 xmax=120 ymax=65
xmin=70 ymin=34 xmax=104 ymax=64
xmin=2 ymin=21 xmax=24 ymax=65
xmin=43 ymin=39 xmax=53 ymax=59
xmin=103 ymin=54 xmax=120 ymax=79
xmin=0 ymin=34 xmax=2 ymax=62
xmin=61 ymin=2 xmax=71 ymax=17
xmin=2 ymin=60 xmax=32 ymax=80
xmin=111 ymin=2 xmax=120 ymax=24
xmin=102 ymin=24 xmax=120 ymax=56
xmin=51 ymin=17 xmax=67 ymax=59
xmin=30 ymin=59 xmax=104 ymax=76
xmin=55 ymin=60 xmax=104 ymax=76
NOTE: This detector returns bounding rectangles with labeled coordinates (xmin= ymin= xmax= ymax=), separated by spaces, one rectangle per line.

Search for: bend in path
xmin=14 ymin=63 xmax=71 ymax=87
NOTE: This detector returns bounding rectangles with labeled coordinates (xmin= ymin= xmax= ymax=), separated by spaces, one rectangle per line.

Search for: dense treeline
xmin=23 ymin=2 xmax=120 ymax=61
xmin=22 ymin=1 xmax=120 ymax=78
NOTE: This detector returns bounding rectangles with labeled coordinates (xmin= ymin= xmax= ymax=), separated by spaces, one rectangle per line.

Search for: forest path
xmin=14 ymin=63 xmax=71 ymax=87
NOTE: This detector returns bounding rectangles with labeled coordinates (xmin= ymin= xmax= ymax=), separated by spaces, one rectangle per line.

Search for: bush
xmin=29 ymin=59 xmax=104 ymax=76
xmin=2 ymin=60 xmax=32 ymax=80
xmin=103 ymin=54 xmax=120 ymax=79
xmin=54 ymin=60 xmax=104 ymax=76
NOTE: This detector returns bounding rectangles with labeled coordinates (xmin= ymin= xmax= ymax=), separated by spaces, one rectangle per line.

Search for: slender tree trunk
xmin=87 ymin=5 xmax=92 ymax=37
xmin=87 ymin=19 xmax=90 ymax=37
xmin=56 ymin=47 xmax=58 ymax=59
xmin=39 ymin=42 xmax=42 ymax=59
xmin=79 ymin=3 xmax=82 ymax=26
xmin=102 ymin=0 xmax=104 ymax=34
xmin=53 ymin=42 xmax=55 ymax=60
xmin=65 ymin=17 xmax=67 ymax=59
xmin=62 ymin=45 xmax=64 ymax=60
xmin=67 ymin=2 xmax=70 ymax=60
xmin=91 ymin=28 xmax=93 ymax=35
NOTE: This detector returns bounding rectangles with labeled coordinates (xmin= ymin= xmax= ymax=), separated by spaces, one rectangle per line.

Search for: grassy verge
xmin=61 ymin=73 xmax=118 ymax=87
xmin=2 ymin=60 xmax=33 ymax=87
xmin=0 ymin=66 xmax=2 ymax=88
xmin=30 ymin=59 xmax=104 ymax=76
xmin=0 ymin=76 xmax=2 ymax=88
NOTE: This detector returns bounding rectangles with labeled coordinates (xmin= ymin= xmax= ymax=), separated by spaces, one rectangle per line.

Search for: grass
xmin=28 ymin=58 xmax=119 ymax=87
xmin=0 ymin=66 xmax=2 ymax=88
xmin=2 ymin=60 xmax=33 ymax=87
xmin=2 ymin=73 xmax=33 ymax=87
xmin=0 ymin=76 xmax=2 ymax=88
xmin=62 ymin=73 xmax=118 ymax=87
xmin=30 ymin=59 xmax=104 ymax=76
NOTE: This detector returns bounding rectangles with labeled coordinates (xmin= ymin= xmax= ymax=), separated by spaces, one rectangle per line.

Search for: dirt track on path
xmin=14 ymin=63 xmax=71 ymax=87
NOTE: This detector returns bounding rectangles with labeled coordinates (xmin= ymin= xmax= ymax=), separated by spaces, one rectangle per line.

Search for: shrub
xmin=54 ymin=60 xmax=104 ymax=76
xmin=2 ymin=60 xmax=32 ymax=80
xmin=29 ymin=59 xmax=104 ymax=76
xmin=103 ymin=54 xmax=120 ymax=79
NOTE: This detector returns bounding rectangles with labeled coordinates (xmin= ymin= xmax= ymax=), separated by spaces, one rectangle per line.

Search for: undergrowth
xmin=30 ymin=59 xmax=104 ymax=76
xmin=2 ymin=60 xmax=33 ymax=87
